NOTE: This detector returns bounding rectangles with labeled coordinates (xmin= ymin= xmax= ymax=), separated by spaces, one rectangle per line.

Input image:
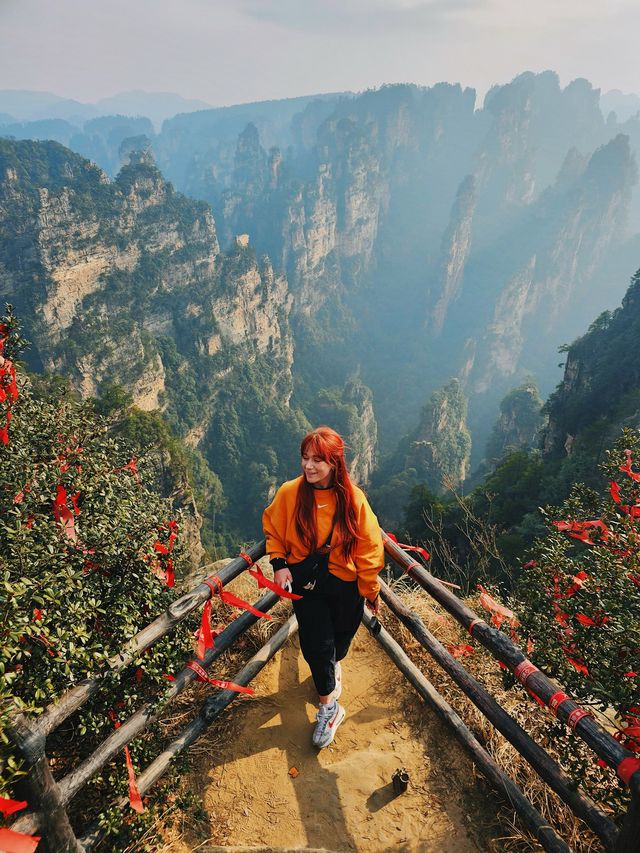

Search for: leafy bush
xmin=510 ymin=429 xmax=640 ymax=806
xmin=0 ymin=311 xmax=194 ymax=835
xmin=515 ymin=430 xmax=640 ymax=720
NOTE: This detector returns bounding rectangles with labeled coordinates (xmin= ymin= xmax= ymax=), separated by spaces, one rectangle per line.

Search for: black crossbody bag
xmin=289 ymin=524 xmax=335 ymax=594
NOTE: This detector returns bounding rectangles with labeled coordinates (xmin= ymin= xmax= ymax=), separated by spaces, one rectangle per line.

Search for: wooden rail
xmin=7 ymin=545 xmax=270 ymax=846
xmin=379 ymin=578 xmax=617 ymax=849
xmin=362 ymin=609 xmax=571 ymax=853
xmin=382 ymin=531 xmax=640 ymax=853
xmin=6 ymin=532 xmax=639 ymax=852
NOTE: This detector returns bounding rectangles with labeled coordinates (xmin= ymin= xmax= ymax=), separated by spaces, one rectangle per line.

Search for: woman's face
xmin=301 ymin=451 xmax=333 ymax=488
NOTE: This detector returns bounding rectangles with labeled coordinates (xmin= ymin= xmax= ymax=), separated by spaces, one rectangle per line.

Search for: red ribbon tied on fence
xmin=513 ymin=660 xmax=538 ymax=686
xmin=548 ymin=691 xmax=571 ymax=717
xmin=205 ymin=577 xmax=272 ymax=620
xmin=196 ymin=576 xmax=272 ymax=660
xmin=186 ymin=660 xmax=254 ymax=694
xmin=0 ymin=795 xmax=41 ymax=852
xmin=0 ymin=797 xmax=28 ymax=817
xmin=566 ymin=708 xmax=591 ymax=729
xmin=0 ymin=828 xmax=42 ymax=853
xmin=248 ymin=563 xmax=302 ymax=600
xmin=477 ymin=585 xmax=519 ymax=629
xmin=196 ymin=596 xmax=216 ymax=659
xmin=107 ymin=710 xmax=144 ymax=813
xmin=387 ymin=532 xmax=430 ymax=561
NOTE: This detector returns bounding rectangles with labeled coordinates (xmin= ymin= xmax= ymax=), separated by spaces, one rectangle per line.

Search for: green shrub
xmin=0 ymin=311 xmax=194 ymax=838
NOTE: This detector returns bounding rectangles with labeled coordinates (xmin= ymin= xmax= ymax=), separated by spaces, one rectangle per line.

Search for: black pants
xmin=290 ymin=555 xmax=364 ymax=696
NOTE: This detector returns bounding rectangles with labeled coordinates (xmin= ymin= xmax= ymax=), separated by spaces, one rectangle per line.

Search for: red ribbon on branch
xmin=575 ymin=612 xmax=608 ymax=627
xmin=185 ymin=660 xmax=254 ymax=694
xmin=620 ymin=449 xmax=640 ymax=483
xmin=0 ymin=321 xmax=19 ymax=446
xmin=553 ymin=519 xmax=610 ymax=545
xmin=562 ymin=646 xmax=590 ymax=676
xmin=115 ymin=456 xmax=140 ymax=483
xmin=150 ymin=520 xmax=178 ymax=587
xmin=52 ymin=484 xmax=80 ymax=542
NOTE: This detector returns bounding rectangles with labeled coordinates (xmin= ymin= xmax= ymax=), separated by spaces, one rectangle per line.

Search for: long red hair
xmin=295 ymin=426 xmax=359 ymax=561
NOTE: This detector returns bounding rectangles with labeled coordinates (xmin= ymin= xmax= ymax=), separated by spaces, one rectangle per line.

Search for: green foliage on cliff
xmin=485 ymin=380 xmax=544 ymax=463
xmin=206 ymin=354 xmax=309 ymax=539
xmin=514 ymin=431 xmax=640 ymax=721
xmin=399 ymin=268 xmax=640 ymax=590
xmin=0 ymin=318 xmax=194 ymax=829
xmin=544 ymin=268 xmax=640 ymax=450
xmin=371 ymin=379 xmax=471 ymax=528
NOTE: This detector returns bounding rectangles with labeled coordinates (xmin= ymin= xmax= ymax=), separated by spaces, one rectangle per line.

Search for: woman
xmin=263 ymin=426 xmax=384 ymax=749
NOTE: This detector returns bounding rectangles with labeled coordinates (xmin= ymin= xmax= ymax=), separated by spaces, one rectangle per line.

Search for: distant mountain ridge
xmin=0 ymin=89 xmax=212 ymax=129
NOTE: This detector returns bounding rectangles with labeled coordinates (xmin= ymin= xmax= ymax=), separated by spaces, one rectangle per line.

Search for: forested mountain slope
xmin=0 ymin=139 xmax=378 ymax=544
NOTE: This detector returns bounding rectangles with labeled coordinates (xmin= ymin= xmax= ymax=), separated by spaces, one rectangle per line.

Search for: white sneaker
xmin=312 ymin=701 xmax=345 ymax=749
xmin=333 ymin=661 xmax=343 ymax=701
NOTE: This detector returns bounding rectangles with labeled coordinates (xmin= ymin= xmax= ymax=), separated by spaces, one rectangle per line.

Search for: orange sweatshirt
xmin=262 ymin=476 xmax=384 ymax=602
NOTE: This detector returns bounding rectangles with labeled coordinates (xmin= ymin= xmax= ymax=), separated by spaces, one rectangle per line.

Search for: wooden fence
xmin=5 ymin=533 xmax=639 ymax=852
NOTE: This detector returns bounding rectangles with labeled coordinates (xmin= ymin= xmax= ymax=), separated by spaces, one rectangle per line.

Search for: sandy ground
xmin=169 ymin=620 xmax=501 ymax=853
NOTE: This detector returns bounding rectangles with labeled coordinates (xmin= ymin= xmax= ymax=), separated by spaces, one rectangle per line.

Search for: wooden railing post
xmin=8 ymin=714 xmax=81 ymax=852
xmin=615 ymin=782 xmax=640 ymax=853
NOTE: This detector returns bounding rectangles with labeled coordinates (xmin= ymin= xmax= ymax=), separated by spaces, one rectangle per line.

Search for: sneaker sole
xmin=315 ymin=704 xmax=345 ymax=749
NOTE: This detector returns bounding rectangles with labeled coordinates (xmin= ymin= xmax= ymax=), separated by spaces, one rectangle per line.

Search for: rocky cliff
xmin=0 ymin=139 xmax=305 ymax=543
xmin=153 ymin=75 xmax=638 ymax=460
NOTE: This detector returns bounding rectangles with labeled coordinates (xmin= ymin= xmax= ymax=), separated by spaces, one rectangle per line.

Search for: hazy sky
xmin=1 ymin=0 xmax=638 ymax=106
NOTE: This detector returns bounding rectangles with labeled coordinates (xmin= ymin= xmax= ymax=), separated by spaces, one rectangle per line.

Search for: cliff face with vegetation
xmin=543 ymin=268 xmax=640 ymax=459
xmin=4 ymin=74 xmax=640 ymax=543
xmin=0 ymin=141 xmax=288 ymax=544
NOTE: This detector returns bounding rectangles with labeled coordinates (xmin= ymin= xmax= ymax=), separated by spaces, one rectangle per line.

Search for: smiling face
xmin=301 ymin=450 xmax=334 ymax=488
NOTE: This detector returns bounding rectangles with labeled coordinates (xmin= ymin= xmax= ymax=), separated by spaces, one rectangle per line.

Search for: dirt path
xmin=173 ymin=622 xmax=499 ymax=852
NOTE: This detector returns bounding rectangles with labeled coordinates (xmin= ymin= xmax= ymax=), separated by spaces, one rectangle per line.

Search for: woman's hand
xmin=365 ymin=595 xmax=380 ymax=614
xmin=274 ymin=567 xmax=293 ymax=590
